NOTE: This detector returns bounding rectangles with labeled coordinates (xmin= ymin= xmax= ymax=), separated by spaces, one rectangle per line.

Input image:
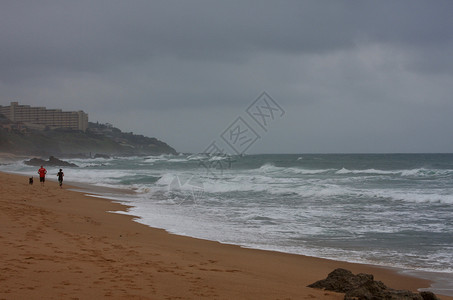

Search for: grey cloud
xmin=1 ymin=0 xmax=453 ymax=153
xmin=3 ymin=1 xmax=452 ymax=73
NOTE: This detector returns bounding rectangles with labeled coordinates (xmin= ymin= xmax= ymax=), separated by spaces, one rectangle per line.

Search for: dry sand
xmin=1 ymin=172 xmax=450 ymax=299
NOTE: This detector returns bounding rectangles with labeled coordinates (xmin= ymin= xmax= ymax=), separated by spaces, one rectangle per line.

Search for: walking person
xmin=57 ymin=169 xmax=64 ymax=188
xmin=38 ymin=165 xmax=47 ymax=186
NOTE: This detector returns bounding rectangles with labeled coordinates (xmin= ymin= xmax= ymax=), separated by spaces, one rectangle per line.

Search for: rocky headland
xmin=0 ymin=116 xmax=177 ymax=157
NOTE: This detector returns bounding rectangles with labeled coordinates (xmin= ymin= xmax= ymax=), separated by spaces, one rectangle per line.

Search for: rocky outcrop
xmin=308 ymin=268 xmax=439 ymax=300
xmin=24 ymin=156 xmax=78 ymax=167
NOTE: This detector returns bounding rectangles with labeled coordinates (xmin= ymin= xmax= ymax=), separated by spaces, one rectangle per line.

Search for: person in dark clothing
xmin=57 ymin=169 xmax=64 ymax=188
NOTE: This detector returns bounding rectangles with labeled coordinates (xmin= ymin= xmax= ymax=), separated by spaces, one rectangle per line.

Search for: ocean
xmin=4 ymin=153 xmax=453 ymax=294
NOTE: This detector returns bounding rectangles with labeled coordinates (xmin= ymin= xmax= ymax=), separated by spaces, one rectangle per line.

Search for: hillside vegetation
xmin=0 ymin=116 xmax=177 ymax=157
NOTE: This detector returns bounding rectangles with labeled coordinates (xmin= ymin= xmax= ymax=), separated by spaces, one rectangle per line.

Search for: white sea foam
xmin=187 ymin=154 xmax=207 ymax=161
xmin=258 ymin=163 xmax=279 ymax=173
xmin=65 ymin=169 xmax=136 ymax=186
xmin=374 ymin=190 xmax=453 ymax=204
xmin=336 ymin=168 xmax=399 ymax=175
xmin=334 ymin=167 xmax=453 ymax=178
xmin=155 ymin=173 xmax=179 ymax=186
xmin=4 ymin=154 xmax=453 ymax=276
xmin=284 ymin=167 xmax=333 ymax=175
xmin=258 ymin=163 xmax=333 ymax=175
xmin=143 ymin=155 xmax=172 ymax=163
xmin=201 ymin=178 xmax=270 ymax=193
xmin=400 ymin=168 xmax=453 ymax=177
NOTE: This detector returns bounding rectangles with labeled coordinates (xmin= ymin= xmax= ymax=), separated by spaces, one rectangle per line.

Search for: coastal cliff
xmin=0 ymin=116 xmax=177 ymax=157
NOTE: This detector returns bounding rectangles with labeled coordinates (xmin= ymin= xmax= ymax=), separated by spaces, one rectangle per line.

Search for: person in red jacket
xmin=38 ymin=165 xmax=47 ymax=186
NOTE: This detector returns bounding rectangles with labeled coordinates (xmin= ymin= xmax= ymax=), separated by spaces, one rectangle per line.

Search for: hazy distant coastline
xmin=0 ymin=114 xmax=177 ymax=157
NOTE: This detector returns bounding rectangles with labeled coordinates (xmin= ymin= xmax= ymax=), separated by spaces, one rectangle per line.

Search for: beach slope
xmin=0 ymin=172 xmax=448 ymax=299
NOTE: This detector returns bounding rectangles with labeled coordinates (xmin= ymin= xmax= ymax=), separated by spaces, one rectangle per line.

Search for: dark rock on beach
xmin=308 ymin=268 xmax=374 ymax=293
xmin=24 ymin=156 xmax=78 ymax=167
xmin=308 ymin=268 xmax=440 ymax=300
xmin=420 ymin=291 xmax=442 ymax=300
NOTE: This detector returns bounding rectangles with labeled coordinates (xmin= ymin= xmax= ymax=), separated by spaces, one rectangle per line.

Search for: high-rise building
xmin=0 ymin=102 xmax=88 ymax=131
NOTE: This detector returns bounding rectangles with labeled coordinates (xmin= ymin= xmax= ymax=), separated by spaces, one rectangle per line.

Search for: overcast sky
xmin=1 ymin=1 xmax=453 ymax=153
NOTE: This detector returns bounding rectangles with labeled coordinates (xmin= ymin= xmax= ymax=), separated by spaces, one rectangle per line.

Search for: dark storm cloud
xmin=3 ymin=1 xmax=452 ymax=73
xmin=1 ymin=1 xmax=453 ymax=152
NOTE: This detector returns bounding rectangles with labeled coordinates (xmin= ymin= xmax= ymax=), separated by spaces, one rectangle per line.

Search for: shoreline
xmin=67 ymin=175 xmax=453 ymax=298
xmin=1 ymin=171 xmax=452 ymax=299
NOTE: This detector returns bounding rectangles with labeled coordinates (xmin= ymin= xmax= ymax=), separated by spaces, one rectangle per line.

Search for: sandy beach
xmin=0 ymin=171 xmax=450 ymax=299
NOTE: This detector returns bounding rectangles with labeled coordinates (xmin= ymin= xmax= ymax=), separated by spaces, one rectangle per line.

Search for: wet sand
xmin=0 ymin=172 xmax=450 ymax=299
